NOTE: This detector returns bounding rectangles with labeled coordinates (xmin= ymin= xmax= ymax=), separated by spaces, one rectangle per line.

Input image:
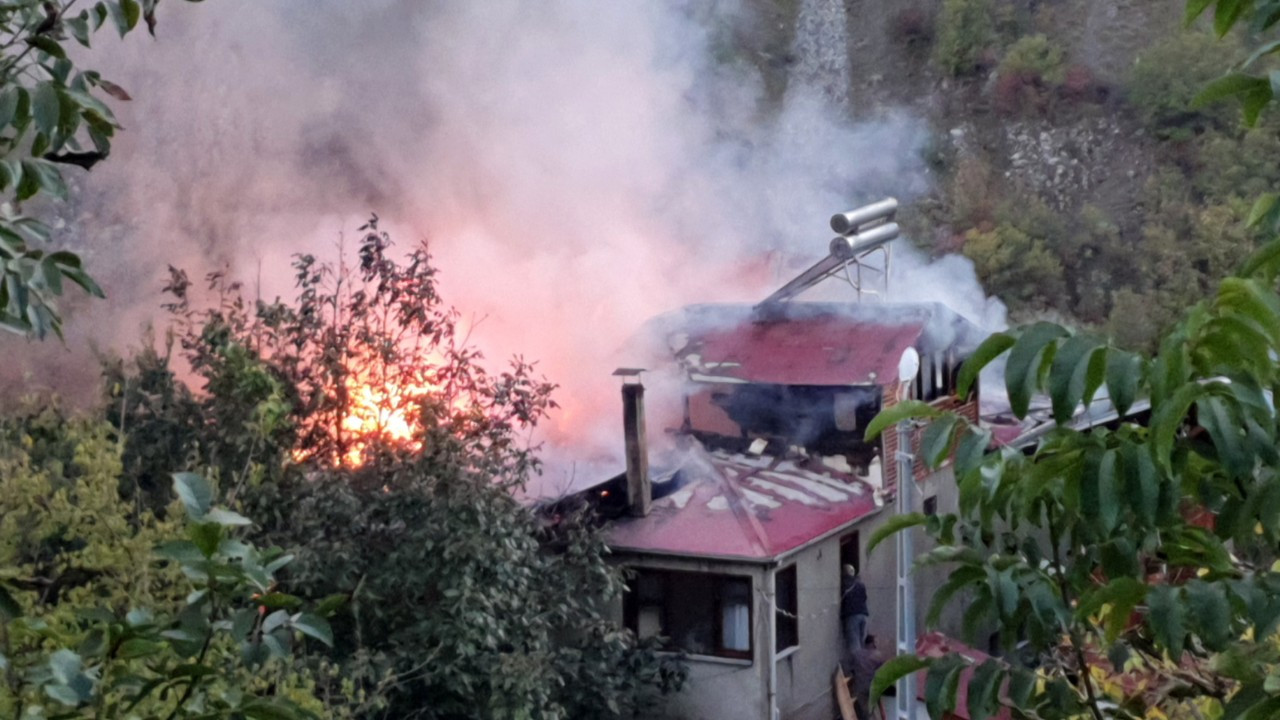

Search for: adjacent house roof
xmin=606 ymin=441 xmax=880 ymax=562
xmin=645 ymin=301 xmax=987 ymax=388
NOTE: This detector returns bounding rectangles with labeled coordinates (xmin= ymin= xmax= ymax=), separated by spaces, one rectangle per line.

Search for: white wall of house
xmin=609 ymin=468 xmax=965 ymax=720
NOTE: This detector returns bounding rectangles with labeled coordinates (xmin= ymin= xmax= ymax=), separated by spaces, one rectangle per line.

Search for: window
xmin=923 ymin=495 xmax=937 ymax=516
xmin=623 ymin=569 xmax=753 ymax=659
xmin=775 ymin=565 xmax=798 ymax=653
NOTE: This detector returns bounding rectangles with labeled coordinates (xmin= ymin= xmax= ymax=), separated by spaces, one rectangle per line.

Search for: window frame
xmin=623 ymin=567 xmax=755 ymax=661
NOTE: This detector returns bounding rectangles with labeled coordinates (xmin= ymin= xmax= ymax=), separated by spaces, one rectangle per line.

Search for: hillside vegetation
xmin=739 ymin=0 xmax=1274 ymax=350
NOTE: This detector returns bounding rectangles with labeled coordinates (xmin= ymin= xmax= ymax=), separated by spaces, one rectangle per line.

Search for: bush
xmin=934 ymin=0 xmax=996 ymax=76
xmin=962 ymin=222 xmax=1065 ymax=313
xmin=993 ymin=34 xmax=1066 ymax=115
xmin=1127 ymin=30 xmax=1237 ymax=138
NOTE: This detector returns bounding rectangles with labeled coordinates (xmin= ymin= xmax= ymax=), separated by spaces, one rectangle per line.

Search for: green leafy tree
xmin=110 ymin=217 xmax=686 ymax=718
xmin=0 ymin=0 xmax=200 ymax=339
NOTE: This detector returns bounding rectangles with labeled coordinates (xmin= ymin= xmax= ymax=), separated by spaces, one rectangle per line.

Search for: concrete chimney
xmin=614 ymin=368 xmax=651 ymax=517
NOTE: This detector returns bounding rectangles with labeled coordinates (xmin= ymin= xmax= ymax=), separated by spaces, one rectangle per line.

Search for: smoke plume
xmin=9 ymin=0 xmax=1005 ymax=493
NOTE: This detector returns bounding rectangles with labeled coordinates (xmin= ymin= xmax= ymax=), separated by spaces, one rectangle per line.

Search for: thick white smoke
xmin=10 ymin=0 xmax=1005 ymax=493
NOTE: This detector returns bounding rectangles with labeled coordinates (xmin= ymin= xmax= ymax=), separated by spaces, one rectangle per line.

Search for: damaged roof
xmin=650 ymin=302 xmax=987 ymax=387
xmin=606 ymin=441 xmax=880 ymax=561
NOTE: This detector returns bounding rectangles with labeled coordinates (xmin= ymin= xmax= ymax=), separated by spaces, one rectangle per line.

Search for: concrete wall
xmin=774 ymin=532 xmax=849 ymax=720
xmin=610 ymin=554 xmax=771 ymax=720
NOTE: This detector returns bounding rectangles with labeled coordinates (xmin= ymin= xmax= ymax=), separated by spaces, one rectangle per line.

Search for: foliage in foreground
xmin=0 ymin=0 xmax=203 ymax=339
xmin=865 ymin=6 xmax=1280 ymax=717
xmin=0 ymin=424 xmax=341 ymax=720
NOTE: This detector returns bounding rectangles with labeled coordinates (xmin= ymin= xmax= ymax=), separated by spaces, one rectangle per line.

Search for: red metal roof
xmin=606 ymin=444 xmax=881 ymax=561
xmin=915 ymin=633 xmax=1014 ymax=720
xmin=681 ymin=315 xmax=926 ymax=386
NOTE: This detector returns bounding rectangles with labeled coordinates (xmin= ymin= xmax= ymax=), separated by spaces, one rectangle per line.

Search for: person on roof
xmin=841 ymin=563 xmax=868 ymax=652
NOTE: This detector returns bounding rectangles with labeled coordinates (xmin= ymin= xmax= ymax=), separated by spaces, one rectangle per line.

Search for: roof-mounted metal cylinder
xmin=829 ymin=222 xmax=900 ymax=259
xmin=830 ymin=197 xmax=898 ymax=235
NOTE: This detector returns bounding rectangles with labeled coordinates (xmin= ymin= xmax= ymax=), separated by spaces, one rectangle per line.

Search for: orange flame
xmin=337 ymin=374 xmax=430 ymax=466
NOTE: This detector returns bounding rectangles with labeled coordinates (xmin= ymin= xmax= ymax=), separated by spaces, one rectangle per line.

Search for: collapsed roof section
xmin=605 ymin=442 xmax=880 ymax=562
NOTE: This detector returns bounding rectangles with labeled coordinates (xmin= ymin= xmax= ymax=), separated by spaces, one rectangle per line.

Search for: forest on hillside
xmin=732 ymin=0 xmax=1277 ymax=350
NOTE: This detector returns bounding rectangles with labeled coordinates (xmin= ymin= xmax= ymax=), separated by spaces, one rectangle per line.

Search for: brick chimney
xmin=614 ymin=368 xmax=651 ymax=517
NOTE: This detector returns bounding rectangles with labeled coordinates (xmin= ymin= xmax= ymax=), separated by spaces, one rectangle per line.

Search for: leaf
xmin=1146 ymin=585 xmax=1185 ymax=657
xmin=1097 ymin=449 xmax=1120 ymax=533
xmin=155 ymin=540 xmax=204 ymax=564
xmin=1215 ymin=0 xmax=1247 ymax=36
xmin=187 ymin=522 xmax=222 ymax=558
xmin=926 ymin=565 xmax=985 ymax=627
xmin=314 ymin=593 xmax=348 ymax=618
xmin=1151 ymin=383 xmax=1205 ymax=473
xmin=957 ymin=333 xmax=1015 ymax=399
xmin=1105 ymin=350 xmax=1142 ymax=418
xmin=204 ymin=507 xmax=252 ymax=526
xmin=117 ymin=638 xmax=164 ymax=659
xmin=0 ymin=87 xmax=20 ymax=128
xmin=1005 ymin=667 xmax=1035 ymax=708
xmin=1198 ymin=394 xmax=1251 ymax=479
xmin=107 ymin=0 xmax=140 ymax=36
xmin=870 ymin=654 xmax=931 ymax=706
xmin=97 ymin=79 xmax=131 ymax=101
xmin=27 ymin=35 xmax=66 ymax=59
xmin=243 ymin=699 xmax=305 ymax=720
xmin=924 ymin=656 xmax=966 ymax=719
xmin=1247 ymin=193 xmax=1280 ymax=229
xmin=967 ymin=660 xmax=1003 ymax=720
xmin=921 ymin=414 xmax=959 ymax=468
xmin=66 ymin=14 xmax=91 ymax=47
xmin=291 ymin=612 xmax=333 ymax=647
xmin=866 ymin=512 xmax=927 ymax=555
xmin=1186 ymin=0 xmax=1213 ymax=25
xmin=1194 ymin=73 xmax=1269 ymax=107
xmin=49 ymin=649 xmax=84 ymax=684
xmin=1049 ymin=334 xmax=1104 ymax=424
xmin=1005 ymin=323 xmax=1069 ymax=418
xmin=31 ymin=82 xmax=59 ymax=138
xmin=1186 ymin=580 xmax=1232 ymax=651
xmin=863 ymin=400 xmax=940 ymax=441
xmin=255 ymin=592 xmax=302 ymax=610
xmin=954 ymin=427 xmax=991 ymax=478
xmin=172 ymin=472 xmax=212 ymax=518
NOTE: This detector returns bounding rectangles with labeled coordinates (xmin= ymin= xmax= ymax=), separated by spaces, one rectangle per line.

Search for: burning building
xmin=554 ymin=199 xmax=991 ymax=720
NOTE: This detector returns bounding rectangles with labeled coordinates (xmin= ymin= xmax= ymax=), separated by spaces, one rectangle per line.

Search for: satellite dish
xmin=898 ymin=347 xmax=920 ymax=385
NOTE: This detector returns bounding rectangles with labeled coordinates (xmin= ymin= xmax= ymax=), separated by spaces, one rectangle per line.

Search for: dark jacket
xmin=841 ymin=575 xmax=868 ymax=618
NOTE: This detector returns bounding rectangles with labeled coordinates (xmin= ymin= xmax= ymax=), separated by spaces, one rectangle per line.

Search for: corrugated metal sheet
xmin=679 ymin=315 xmax=927 ymax=386
xmin=606 ymin=444 xmax=880 ymax=561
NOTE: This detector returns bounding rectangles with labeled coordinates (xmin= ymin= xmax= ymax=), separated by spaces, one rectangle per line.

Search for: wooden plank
xmin=834 ymin=666 xmax=856 ymax=720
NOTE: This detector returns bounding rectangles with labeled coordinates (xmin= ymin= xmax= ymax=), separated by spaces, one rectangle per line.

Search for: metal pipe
xmin=765 ymin=566 xmax=778 ymax=720
xmin=755 ymin=253 xmax=845 ymax=307
xmin=830 ymin=198 xmax=898 ymax=235
xmin=828 ymin=223 xmax=900 ymax=259
xmin=894 ymin=419 xmax=918 ymax=720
